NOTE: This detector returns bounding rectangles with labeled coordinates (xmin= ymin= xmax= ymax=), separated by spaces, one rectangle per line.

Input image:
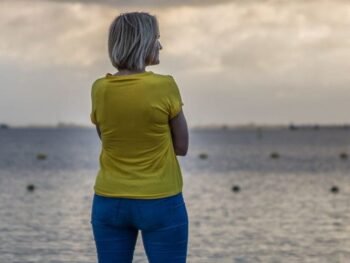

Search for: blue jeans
xmin=90 ymin=192 xmax=189 ymax=263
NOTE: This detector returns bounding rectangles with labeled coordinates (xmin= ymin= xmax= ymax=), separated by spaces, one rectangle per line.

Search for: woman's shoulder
xmin=91 ymin=72 xmax=177 ymax=87
xmin=92 ymin=75 xmax=108 ymax=85
xmin=151 ymin=72 xmax=172 ymax=78
xmin=90 ymin=75 xmax=108 ymax=95
xmin=150 ymin=72 xmax=177 ymax=85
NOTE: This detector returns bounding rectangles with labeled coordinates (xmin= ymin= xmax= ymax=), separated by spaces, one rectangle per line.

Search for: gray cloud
xmin=1 ymin=0 xmax=350 ymax=126
xmin=0 ymin=1 xmax=110 ymax=67
xmin=31 ymin=0 xmax=236 ymax=8
xmin=28 ymin=0 xmax=350 ymax=9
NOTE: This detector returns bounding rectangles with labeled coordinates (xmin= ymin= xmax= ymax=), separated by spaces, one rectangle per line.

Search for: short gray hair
xmin=108 ymin=12 xmax=159 ymax=71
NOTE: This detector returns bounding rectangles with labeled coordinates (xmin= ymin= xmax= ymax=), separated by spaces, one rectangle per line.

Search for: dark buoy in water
xmin=270 ymin=152 xmax=280 ymax=159
xmin=339 ymin=153 xmax=348 ymax=160
xmin=27 ymin=184 xmax=35 ymax=192
xmin=289 ymin=124 xmax=298 ymax=130
xmin=36 ymin=153 xmax=47 ymax=160
xmin=232 ymin=185 xmax=240 ymax=193
xmin=199 ymin=153 xmax=208 ymax=159
xmin=330 ymin=186 xmax=339 ymax=194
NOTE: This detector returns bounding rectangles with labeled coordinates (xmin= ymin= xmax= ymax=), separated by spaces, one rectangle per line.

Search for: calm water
xmin=0 ymin=126 xmax=350 ymax=262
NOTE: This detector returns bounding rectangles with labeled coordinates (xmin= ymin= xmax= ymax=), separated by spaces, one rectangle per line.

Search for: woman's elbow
xmin=174 ymin=145 xmax=188 ymax=156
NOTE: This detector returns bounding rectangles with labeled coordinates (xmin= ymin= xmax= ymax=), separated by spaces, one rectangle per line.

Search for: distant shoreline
xmin=191 ymin=124 xmax=350 ymax=131
xmin=1 ymin=123 xmax=349 ymax=131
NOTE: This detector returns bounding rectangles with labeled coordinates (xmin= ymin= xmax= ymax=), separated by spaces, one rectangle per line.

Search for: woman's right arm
xmin=169 ymin=109 xmax=189 ymax=156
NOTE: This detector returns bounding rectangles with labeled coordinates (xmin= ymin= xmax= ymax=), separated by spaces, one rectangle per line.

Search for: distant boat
xmin=0 ymin=124 xmax=9 ymax=129
xmin=56 ymin=122 xmax=82 ymax=128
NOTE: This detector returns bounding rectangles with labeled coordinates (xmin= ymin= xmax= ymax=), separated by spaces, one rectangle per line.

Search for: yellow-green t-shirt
xmin=90 ymin=71 xmax=184 ymax=199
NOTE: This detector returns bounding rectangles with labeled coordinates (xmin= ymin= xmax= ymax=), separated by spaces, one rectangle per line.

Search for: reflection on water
xmin=0 ymin=127 xmax=349 ymax=262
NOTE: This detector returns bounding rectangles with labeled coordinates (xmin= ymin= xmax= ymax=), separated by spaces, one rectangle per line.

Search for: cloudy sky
xmin=1 ymin=0 xmax=350 ymax=128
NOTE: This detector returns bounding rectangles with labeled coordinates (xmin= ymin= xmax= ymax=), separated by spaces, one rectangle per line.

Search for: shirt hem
xmin=93 ymin=188 xmax=182 ymax=199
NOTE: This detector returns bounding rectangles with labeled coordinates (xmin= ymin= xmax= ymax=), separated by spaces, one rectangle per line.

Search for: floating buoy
xmin=270 ymin=152 xmax=280 ymax=159
xmin=330 ymin=186 xmax=339 ymax=194
xmin=289 ymin=124 xmax=298 ymax=130
xmin=339 ymin=153 xmax=348 ymax=159
xmin=199 ymin=153 xmax=208 ymax=159
xmin=232 ymin=185 xmax=240 ymax=193
xmin=36 ymin=153 xmax=47 ymax=160
xmin=27 ymin=184 xmax=35 ymax=192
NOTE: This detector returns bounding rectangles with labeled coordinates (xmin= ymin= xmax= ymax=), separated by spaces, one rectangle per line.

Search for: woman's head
xmin=108 ymin=12 xmax=162 ymax=71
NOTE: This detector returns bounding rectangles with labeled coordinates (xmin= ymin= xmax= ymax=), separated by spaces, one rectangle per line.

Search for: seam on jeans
xmin=90 ymin=219 xmax=115 ymax=226
xmin=112 ymin=199 xmax=121 ymax=224
xmin=154 ymin=222 xmax=188 ymax=232
xmin=173 ymin=201 xmax=185 ymax=208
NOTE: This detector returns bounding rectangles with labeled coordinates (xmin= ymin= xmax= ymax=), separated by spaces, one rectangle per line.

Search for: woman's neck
xmin=114 ymin=68 xmax=146 ymax=76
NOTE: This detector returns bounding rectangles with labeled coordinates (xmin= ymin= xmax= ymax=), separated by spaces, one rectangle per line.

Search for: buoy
xmin=232 ymin=185 xmax=240 ymax=193
xmin=330 ymin=186 xmax=339 ymax=193
xmin=36 ymin=153 xmax=47 ymax=160
xmin=289 ymin=124 xmax=298 ymax=130
xmin=199 ymin=153 xmax=208 ymax=159
xmin=339 ymin=153 xmax=348 ymax=159
xmin=270 ymin=152 xmax=280 ymax=159
xmin=27 ymin=184 xmax=35 ymax=192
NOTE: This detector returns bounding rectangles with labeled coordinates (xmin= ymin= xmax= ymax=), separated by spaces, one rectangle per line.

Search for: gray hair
xmin=108 ymin=12 xmax=159 ymax=71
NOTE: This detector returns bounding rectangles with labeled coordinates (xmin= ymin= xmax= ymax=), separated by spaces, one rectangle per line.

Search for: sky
xmin=1 ymin=0 xmax=350 ymax=128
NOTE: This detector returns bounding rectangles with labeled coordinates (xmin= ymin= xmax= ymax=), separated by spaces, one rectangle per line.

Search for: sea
xmin=1 ymin=125 xmax=350 ymax=263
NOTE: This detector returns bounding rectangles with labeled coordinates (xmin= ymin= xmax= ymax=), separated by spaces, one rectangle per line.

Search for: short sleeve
xmin=90 ymin=80 xmax=98 ymax=125
xmin=168 ymin=76 xmax=184 ymax=120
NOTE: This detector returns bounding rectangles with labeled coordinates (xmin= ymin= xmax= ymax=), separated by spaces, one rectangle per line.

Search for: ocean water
xmin=0 ymin=126 xmax=350 ymax=263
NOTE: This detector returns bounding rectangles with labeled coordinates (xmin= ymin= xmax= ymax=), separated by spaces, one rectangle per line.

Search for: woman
xmin=89 ymin=12 xmax=189 ymax=263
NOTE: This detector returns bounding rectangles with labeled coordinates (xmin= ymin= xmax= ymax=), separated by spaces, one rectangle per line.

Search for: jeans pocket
xmin=90 ymin=194 xmax=121 ymax=225
xmin=137 ymin=194 xmax=182 ymax=230
xmin=169 ymin=194 xmax=188 ymax=225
